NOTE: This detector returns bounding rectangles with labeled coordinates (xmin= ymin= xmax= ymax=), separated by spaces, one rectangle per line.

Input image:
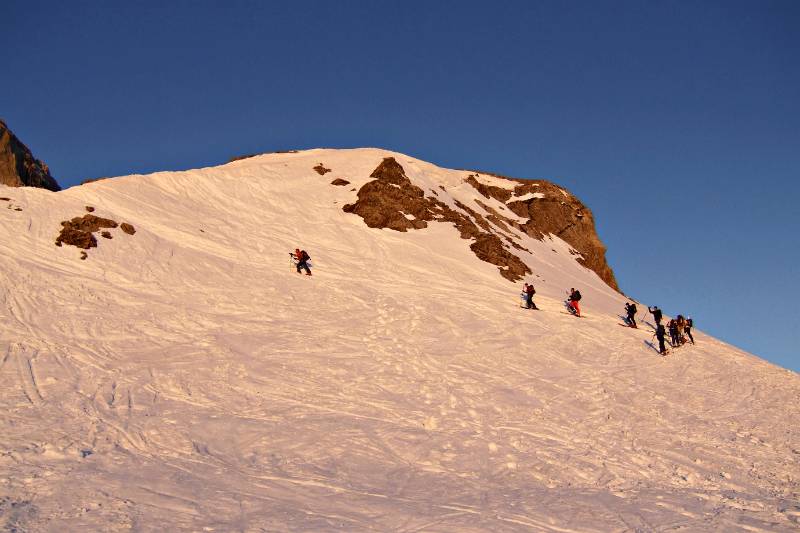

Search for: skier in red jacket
xmin=294 ymin=248 xmax=312 ymax=276
xmin=567 ymin=288 xmax=582 ymax=317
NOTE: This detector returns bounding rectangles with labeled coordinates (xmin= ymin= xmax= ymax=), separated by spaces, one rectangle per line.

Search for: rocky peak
xmin=0 ymin=120 xmax=61 ymax=191
xmin=343 ymin=157 xmax=619 ymax=290
xmin=469 ymin=174 xmax=619 ymax=291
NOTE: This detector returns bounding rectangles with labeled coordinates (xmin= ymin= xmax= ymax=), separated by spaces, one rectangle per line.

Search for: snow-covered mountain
xmin=1 ymin=148 xmax=798 ymax=531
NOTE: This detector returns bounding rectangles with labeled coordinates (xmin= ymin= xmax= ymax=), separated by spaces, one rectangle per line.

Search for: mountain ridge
xmin=0 ymin=147 xmax=798 ymax=531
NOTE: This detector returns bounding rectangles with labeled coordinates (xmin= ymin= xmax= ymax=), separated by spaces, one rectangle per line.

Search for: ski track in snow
xmin=1 ymin=148 xmax=798 ymax=531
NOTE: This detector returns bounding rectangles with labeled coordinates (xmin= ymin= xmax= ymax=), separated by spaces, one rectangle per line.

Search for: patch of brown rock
xmin=54 ymin=206 xmax=136 ymax=260
xmin=342 ymin=157 xmax=618 ymax=290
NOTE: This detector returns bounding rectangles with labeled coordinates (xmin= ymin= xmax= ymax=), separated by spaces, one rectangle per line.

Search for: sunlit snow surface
xmin=1 ymin=149 xmax=798 ymax=531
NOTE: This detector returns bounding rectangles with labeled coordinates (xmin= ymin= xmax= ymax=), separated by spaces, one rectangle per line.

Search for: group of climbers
xmin=295 ymin=248 xmax=694 ymax=358
xmin=520 ymin=284 xmax=582 ymax=316
xmin=520 ymin=284 xmax=581 ymax=316
xmin=520 ymin=279 xmax=695 ymax=358
xmin=647 ymin=305 xmax=695 ymax=356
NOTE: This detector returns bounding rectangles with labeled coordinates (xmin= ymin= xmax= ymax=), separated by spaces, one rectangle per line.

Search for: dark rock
xmin=101 ymin=231 xmax=112 ymax=239
xmin=0 ymin=197 xmax=9 ymax=201
xmin=330 ymin=178 xmax=350 ymax=186
xmin=343 ymin=158 xmax=531 ymax=281
xmin=57 ymin=228 xmax=97 ymax=249
xmin=85 ymin=206 xmax=95 ymax=212
xmin=80 ymin=251 xmax=88 ymax=260
xmin=0 ymin=119 xmax=61 ymax=191
xmin=505 ymin=182 xmax=618 ymax=290
xmin=67 ymin=214 xmax=117 ymax=232
xmin=120 ymin=223 xmax=136 ymax=235
xmin=228 ymin=150 xmax=298 ymax=163
xmin=228 ymin=153 xmax=261 ymax=163
xmin=79 ymin=177 xmax=109 ymax=185
xmin=343 ymin=157 xmax=619 ymax=289
xmin=343 ymin=158 xmax=433 ymax=232
xmin=313 ymin=164 xmax=332 ymax=175
xmin=55 ymin=214 xmax=118 ymax=249
xmin=465 ymin=174 xmax=513 ymax=203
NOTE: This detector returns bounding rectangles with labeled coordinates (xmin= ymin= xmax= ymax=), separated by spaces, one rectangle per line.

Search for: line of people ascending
xmin=522 ymin=283 xmax=694 ymax=355
xmin=647 ymin=305 xmax=695 ymax=356
xmin=519 ymin=284 xmax=581 ymax=317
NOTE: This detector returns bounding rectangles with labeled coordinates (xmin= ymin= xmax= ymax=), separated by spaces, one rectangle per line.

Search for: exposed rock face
xmin=0 ymin=120 xmax=60 ymax=191
xmin=55 ymin=214 xmax=118 ymax=249
xmin=55 ymin=214 xmax=135 ymax=259
xmin=330 ymin=178 xmax=350 ymax=186
xmin=313 ymin=164 xmax=332 ymax=175
xmin=473 ymin=176 xmax=618 ymax=291
xmin=344 ymin=158 xmax=531 ymax=281
xmin=343 ymin=158 xmax=618 ymax=290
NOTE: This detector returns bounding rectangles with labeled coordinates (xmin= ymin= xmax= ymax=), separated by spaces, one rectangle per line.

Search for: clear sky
xmin=4 ymin=1 xmax=799 ymax=371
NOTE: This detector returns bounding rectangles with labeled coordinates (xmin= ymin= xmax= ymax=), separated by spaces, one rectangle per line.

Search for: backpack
xmin=629 ymin=304 xmax=637 ymax=314
xmin=301 ymin=250 xmax=310 ymax=261
xmin=573 ymin=290 xmax=581 ymax=301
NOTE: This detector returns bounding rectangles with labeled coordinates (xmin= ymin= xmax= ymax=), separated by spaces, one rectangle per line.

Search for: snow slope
xmin=1 ymin=148 xmax=798 ymax=531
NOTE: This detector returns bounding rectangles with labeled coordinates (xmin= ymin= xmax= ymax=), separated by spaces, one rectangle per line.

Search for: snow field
xmin=0 ymin=148 xmax=798 ymax=531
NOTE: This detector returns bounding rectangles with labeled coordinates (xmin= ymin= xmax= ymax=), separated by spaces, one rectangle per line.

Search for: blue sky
xmin=4 ymin=1 xmax=799 ymax=371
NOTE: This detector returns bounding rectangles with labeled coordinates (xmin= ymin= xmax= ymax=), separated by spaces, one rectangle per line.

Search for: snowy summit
xmin=1 ymin=148 xmax=798 ymax=531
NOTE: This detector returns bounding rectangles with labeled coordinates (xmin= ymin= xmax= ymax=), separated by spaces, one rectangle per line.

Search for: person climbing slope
xmin=668 ymin=318 xmax=680 ymax=347
xmin=293 ymin=248 xmax=312 ymax=276
xmin=566 ymin=288 xmax=582 ymax=317
xmin=654 ymin=323 xmax=668 ymax=355
xmin=648 ymin=305 xmax=663 ymax=326
xmin=525 ymin=282 xmax=539 ymax=310
xmin=624 ymin=302 xmax=638 ymax=327
xmin=676 ymin=315 xmax=687 ymax=345
xmin=685 ymin=316 xmax=695 ymax=344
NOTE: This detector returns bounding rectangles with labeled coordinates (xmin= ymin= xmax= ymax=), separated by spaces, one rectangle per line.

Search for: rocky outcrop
xmin=55 ymin=215 xmax=118 ymax=249
xmin=313 ymin=164 xmax=332 ymax=175
xmin=468 ymin=176 xmax=618 ymax=291
xmin=343 ymin=158 xmax=618 ymax=289
xmin=0 ymin=120 xmax=60 ymax=191
xmin=343 ymin=158 xmax=531 ymax=281
xmin=55 ymin=214 xmax=136 ymax=258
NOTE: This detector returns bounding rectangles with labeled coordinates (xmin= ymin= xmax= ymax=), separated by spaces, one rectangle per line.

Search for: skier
xmin=624 ymin=302 xmax=638 ymax=327
xmin=294 ymin=248 xmax=312 ymax=276
xmin=685 ymin=316 xmax=695 ymax=344
xmin=525 ymin=282 xmax=539 ymax=310
xmin=648 ymin=305 xmax=663 ymax=326
xmin=668 ymin=318 xmax=679 ymax=347
xmin=654 ymin=323 xmax=668 ymax=355
xmin=567 ymin=288 xmax=582 ymax=317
